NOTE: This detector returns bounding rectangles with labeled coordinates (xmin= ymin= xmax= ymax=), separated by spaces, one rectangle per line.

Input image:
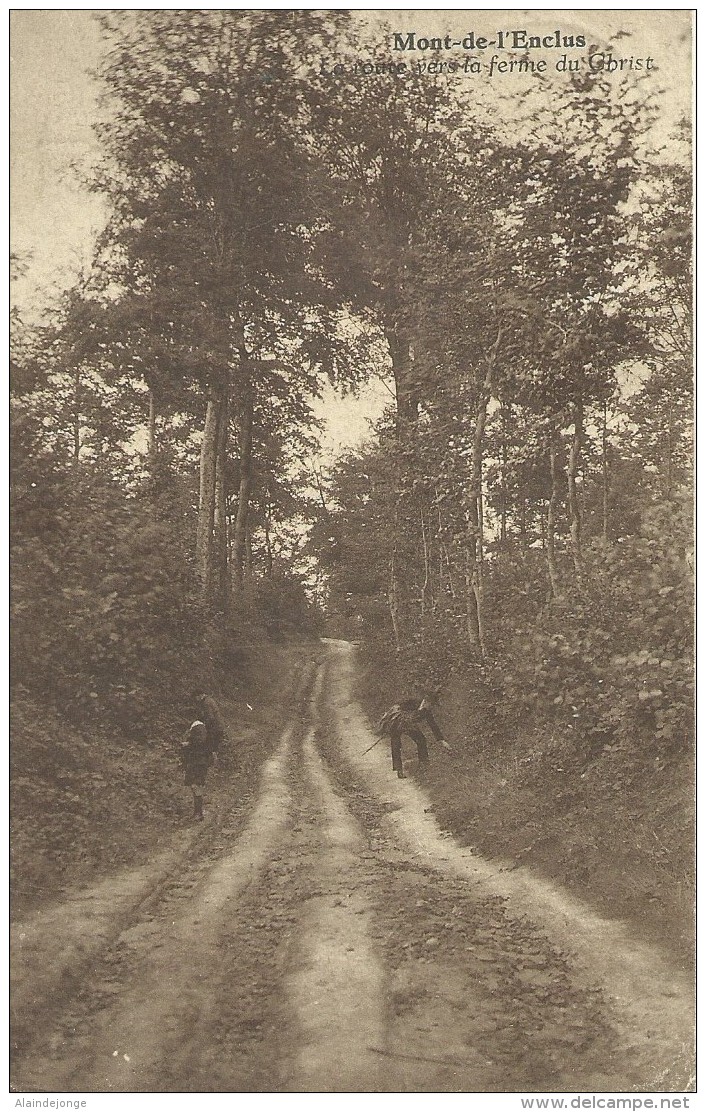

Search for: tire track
xmin=10 ymin=658 xmax=312 ymax=1071
xmin=11 ymin=703 xmax=300 ymax=1092
xmin=320 ymin=638 xmax=695 ymax=1092
xmin=14 ymin=641 xmax=692 ymax=1095
xmin=280 ymin=668 xmax=386 ymax=1092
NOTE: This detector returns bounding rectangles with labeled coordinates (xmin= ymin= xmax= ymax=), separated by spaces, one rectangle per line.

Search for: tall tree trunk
xmin=464 ymin=529 xmax=481 ymax=654
xmin=232 ymin=382 xmax=254 ymax=590
xmin=232 ymin=329 xmax=254 ymax=591
xmin=567 ymin=397 xmax=584 ymax=574
xmin=213 ymin=393 xmax=229 ymax=607
xmin=602 ymin=398 xmax=609 ymax=543
xmin=546 ymin=423 xmax=562 ymax=599
xmin=313 ymin=467 xmax=329 ymax=519
xmin=465 ymin=339 xmax=500 ymax=660
xmin=420 ymin=506 xmax=431 ymax=617
xmin=264 ymin=492 xmax=274 ymax=578
xmin=442 ymin=545 xmax=457 ymax=600
xmin=384 ymin=322 xmax=418 ymax=651
xmin=471 ymin=480 xmax=487 ymax=659
xmin=72 ymin=365 xmax=81 ymax=465
xmin=465 ymin=450 xmax=484 ymax=657
xmin=196 ymin=389 xmax=225 ymax=598
xmin=388 ymin=553 xmax=402 ymax=654
xmin=500 ymin=401 xmax=509 ymax=549
xmin=147 ymin=388 xmax=157 ymax=469
xmin=385 ymin=325 xmax=418 ymax=441
xmin=665 ymin=401 xmax=674 ymax=496
xmin=435 ymin=489 xmax=457 ymax=601
xmin=245 ymin=525 xmax=254 ymax=583
xmin=519 ymin=490 xmax=528 ymax=551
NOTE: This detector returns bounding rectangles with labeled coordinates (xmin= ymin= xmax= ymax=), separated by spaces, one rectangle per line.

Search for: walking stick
xmin=361 ymin=735 xmax=384 ymax=756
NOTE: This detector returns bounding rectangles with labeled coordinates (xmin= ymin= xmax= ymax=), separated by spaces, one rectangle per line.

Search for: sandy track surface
xmin=11 ymin=641 xmax=694 ymax=1093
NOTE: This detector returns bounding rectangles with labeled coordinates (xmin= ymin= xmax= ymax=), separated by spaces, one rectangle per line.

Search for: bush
xmin=499 ymin=494 xmax=693 ymax=753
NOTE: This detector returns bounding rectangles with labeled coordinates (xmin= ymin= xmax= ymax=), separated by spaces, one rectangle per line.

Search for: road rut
xmin=11 ymin=641 xmax=694 ymax=1093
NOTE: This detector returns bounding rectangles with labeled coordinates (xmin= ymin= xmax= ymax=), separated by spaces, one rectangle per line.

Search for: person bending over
xmin=379 ymin=691 xmax=452 ymax=779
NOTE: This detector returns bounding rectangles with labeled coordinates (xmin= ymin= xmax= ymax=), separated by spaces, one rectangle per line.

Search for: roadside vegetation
xmin=11 ymin=13 xmax=692 ymax=936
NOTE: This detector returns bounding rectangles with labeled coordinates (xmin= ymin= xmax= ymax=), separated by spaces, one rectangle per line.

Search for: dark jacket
xmin=181 ymin=720 xmax=214 ymax=778
xmin=198 ymin=696 xmax=226 ymax=752
xmin=380 ymin=697 xmax=443 ymax=739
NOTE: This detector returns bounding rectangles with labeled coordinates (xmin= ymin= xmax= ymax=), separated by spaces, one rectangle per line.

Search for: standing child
xmin=180 ymin=719 xmax=213 ymax=820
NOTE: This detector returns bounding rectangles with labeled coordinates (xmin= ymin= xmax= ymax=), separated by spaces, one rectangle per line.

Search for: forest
xmin=11 ymin=12 xmax=693 ymax=927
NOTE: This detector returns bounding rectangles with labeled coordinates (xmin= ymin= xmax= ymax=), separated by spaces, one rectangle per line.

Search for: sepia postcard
xmin=10 ymin=9 xmax=694 ymax=1103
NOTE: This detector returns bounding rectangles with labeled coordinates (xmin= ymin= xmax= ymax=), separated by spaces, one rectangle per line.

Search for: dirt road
xmin=11 ymin=640 xmax=694 ymax=1094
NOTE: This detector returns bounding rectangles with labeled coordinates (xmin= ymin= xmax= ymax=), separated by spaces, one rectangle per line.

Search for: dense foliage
xmin=11 ymin=13 xmax=692 ymax=766
xmin=309 ymin=72 xmax=693 ymax=760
